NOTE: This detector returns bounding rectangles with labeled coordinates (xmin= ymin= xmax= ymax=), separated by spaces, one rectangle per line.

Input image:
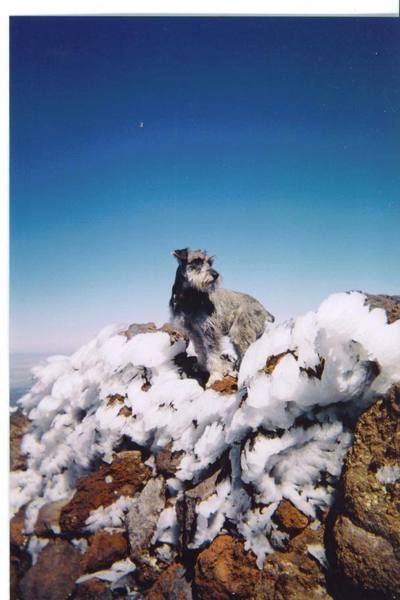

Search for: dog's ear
xmin=171 ymin=248 xmax=188 ymax=262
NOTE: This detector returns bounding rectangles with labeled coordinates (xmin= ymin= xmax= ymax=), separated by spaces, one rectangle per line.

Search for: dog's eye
xmin=191 ymin=258 xmax=203 ymax=267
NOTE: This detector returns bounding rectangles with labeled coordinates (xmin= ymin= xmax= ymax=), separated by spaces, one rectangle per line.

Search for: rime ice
xmin=11 ymin=292 xmax=400 ymax=566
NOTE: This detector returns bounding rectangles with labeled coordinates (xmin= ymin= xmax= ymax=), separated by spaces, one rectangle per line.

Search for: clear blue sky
xmin=10 ymin=17 xmax=400 ymax=353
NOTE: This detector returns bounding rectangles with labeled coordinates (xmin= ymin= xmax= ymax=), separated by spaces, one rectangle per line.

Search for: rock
xmin=159 ymin=323 xmax=189 ymax=345
xmin=82 ymin=530 xmax=128 ymax=572
xmin=333 ymin=515 xmax=400 ymax=599
xmin=73 ymin=579 xmax=113 ymax=600
xmin=60 ymin=450 xmax=151 ymax=535
xmin=254 ymin=525 xmax=332 ymax=600
xmin=261 ymin=350 xmax=297 ymax=375
xmin=19 ymin=538 xmax=82 ymax=600
xmin=10 ymin=409 xmax=30 ymax=471
xmin=176 ymin=470 xmax=221 ymax=552
xmin=155 ymin=442 xmax=184 ymax=477
xmin=147 ymin=562 xmax=192 ymax=600
xmin=122 ymin=322 xmax=158 ymax=339
xmin=10 ymin=506 xmax=28 ymax=549
xmin=106 ymin=394 xmax=126 ymax=406
xmin=194 ymin=534 xmax=261 ymax=600
xmin=34 ymin=499 xmax=70 ymax=536
xmin=209 ymin=375 xmax=238 ymax=394
xmin=127 ymin=476 xmax=166 ymax=559
xmin=10 ymin=549 xmax=31 ymax=600
xmin=364 ymin=293 xmax=400 ymax=324
xmin=272 ymin=499 xmax=309 ymax=535
xmin=332 ymin=384 xmax=400 ymax=598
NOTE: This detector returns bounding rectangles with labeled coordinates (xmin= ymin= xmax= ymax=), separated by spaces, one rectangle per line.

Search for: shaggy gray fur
xmin=169 ymin=248 xmax=274 ymax=383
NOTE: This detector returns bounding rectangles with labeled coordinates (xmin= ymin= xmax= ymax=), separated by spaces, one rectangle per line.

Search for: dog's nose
xmin=211 ymin=269 xmax=219 ymax=280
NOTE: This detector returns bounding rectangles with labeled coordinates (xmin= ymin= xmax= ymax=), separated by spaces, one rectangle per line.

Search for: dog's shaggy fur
xmin=169 ymin=248 xmax=274 ymax=383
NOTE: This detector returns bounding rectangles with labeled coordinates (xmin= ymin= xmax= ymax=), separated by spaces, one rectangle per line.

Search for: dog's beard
xmin=186 ymin=269 xmax=220 ymax=292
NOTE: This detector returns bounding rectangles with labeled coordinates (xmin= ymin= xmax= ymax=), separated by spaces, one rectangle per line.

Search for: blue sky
xmin=10 ymin=17 xmax=400 ymax=353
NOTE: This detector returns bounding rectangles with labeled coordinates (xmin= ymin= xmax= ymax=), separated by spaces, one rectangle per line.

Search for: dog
xmin=169 ymin=248 xmax=274 ymax=384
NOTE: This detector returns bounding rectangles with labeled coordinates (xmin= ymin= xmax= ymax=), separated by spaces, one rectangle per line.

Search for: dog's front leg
xmin=204 ymin=328 xmax=232 ymax=386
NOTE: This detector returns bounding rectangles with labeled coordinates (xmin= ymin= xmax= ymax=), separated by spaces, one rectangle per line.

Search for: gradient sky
xmin=10 ymin=16 xmax=400 ymax=353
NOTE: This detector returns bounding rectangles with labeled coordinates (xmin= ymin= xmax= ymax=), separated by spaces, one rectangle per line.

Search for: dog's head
xmin=171 ymin=248 xmax=220 ymax=292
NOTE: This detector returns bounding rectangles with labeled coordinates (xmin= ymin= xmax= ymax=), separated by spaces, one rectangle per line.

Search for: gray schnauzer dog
xmin=169 ymin=248 xmax=274 ymax=384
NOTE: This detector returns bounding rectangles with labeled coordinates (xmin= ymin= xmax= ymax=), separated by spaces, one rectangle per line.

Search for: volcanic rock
xmin=364 ymin=293 xmax=400 ymax=324
xmin=272 ymin=499 xmax=309 ymax=536
xmin=19 ymin=538 xmax=82 ymax=600
xmin=332 ymin=384 xmax=400 ymax=598
xmin=82 ymin=530 xmax=128 ymax=572
xmin=10 ymin=409 xmax=30 ymax=471
xmin=194 ymin=534 xmax=261 ymax=600
xmin=127 ymin=476 xmax=166 ymax=559
xmin=60 ymin=450 xmax=151 ymax=535
xmin=146 ymin=562 xmax=193 ymax=600
xmin=176 ymin=469 xmax=221 ymax=552
xmin=155 ymin=443 xmax=184 ymax=477
xmin=73 ymin=579 xmax=113 ymax=600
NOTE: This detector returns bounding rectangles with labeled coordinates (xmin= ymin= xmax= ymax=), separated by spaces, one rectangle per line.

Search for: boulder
xmin=10 ymin=409 xmax=30 ymax=471
xmin=146 ymin=562 xmax=193 ymax=600
xmin=82 ymin=530 xmax=128 ymax=572
xmin=10 ymin=506 xmax=28 ymax=549
xmin=19 ymin=538 xmax=82 ymax=600
xmin=60 ymin=450 xmax=151 ymax=535
xmin=332 ymin=384 xmax=400 ymax=598
xmin=333 ymin=515 xmax=400 ymax=599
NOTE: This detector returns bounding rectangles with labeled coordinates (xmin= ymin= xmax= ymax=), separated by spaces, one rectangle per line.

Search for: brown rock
xmin=159 ymin=323 xmax=189 ymax=346
xmin=60 ymin=450 xmax=151 ymax=535
xmin=209 ymin=375 xmax=238 ymax=394
xmin=155 ymin=443 xmax=184 ymax=477
xmin=255 ymin=552 xmax=331 ymax=600
xmin=273 ymin=499 xmax=309 ymax=535
xmin=118 ymin=405 xmax=132 ymax=417
xmin=364 ymin=293 xmax=400 ymax=324
xmin=19 ymin=538 xmax=82 ymax=600
xmin=10 ymin=506 xmax=28 ymax=549
xmin=333 ymin=515 xmax=400 ymax=598
xmin=332 ymin=384 xmax=400 ymax=598
xmin=10 ymin=409 xmax=30 ymax=471
xmin=147 ymin=562 xmax=192 ymax=600
xmin=254 ymin=525 xmax=332 ymax=600
xmin=106 ymin=394 xmax=126 ymax=406
xmin=82 ymin=530 xmax=128 ymax=572
xmin=10 ymin=549 xmax=32 ymax=600
xmin=34 ymin=499 xmax=70 ymax=536
xmin=74 ymin=579 xmax=113 ymax=600
xmin=261 ymin=350 xmax=297 ymax=375
xmin=194 ymin=534 xmax=261 ymax=600
xmin=340 ymin=385 xmax=400 ymax=549
xmin=127 ymin=477 xmax=166 ymax=560
xmin=122 ymin=322 xmax=157 ymax=339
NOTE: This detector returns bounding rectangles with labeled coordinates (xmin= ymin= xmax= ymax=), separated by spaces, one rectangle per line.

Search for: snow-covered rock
xmin=11 ymin=292 xmax=400 ymax=572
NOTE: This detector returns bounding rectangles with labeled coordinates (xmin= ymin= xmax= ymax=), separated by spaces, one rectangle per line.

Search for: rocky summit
xmin=9 ymin=292 xmax=400 ymax=599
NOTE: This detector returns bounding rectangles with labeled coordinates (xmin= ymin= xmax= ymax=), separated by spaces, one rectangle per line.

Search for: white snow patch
xmin=376 ymin=464 xmax=400 ymax=485
xmin=12 ymin=293 xmax=400 ymax=566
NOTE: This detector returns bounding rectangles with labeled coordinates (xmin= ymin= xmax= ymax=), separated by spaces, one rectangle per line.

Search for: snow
xmin=11 ymin=292 xmax=400 ymax=566
xmin=376 ymin=465 xmax=400 ymax=485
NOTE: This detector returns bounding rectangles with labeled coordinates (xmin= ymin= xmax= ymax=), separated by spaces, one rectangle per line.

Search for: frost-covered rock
xmin=332 ymin=383 xmax=400 ymax=598
xmin=10 ymin=291 xmax=400 ymax=597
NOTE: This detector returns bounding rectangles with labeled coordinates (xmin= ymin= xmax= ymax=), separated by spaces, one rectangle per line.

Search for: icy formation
xmin=11 ymin=292 xmax=400 ymax=566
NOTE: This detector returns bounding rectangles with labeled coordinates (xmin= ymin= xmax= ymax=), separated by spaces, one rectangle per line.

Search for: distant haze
xmin=10 ymin=17 xmax=400 ymax=354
